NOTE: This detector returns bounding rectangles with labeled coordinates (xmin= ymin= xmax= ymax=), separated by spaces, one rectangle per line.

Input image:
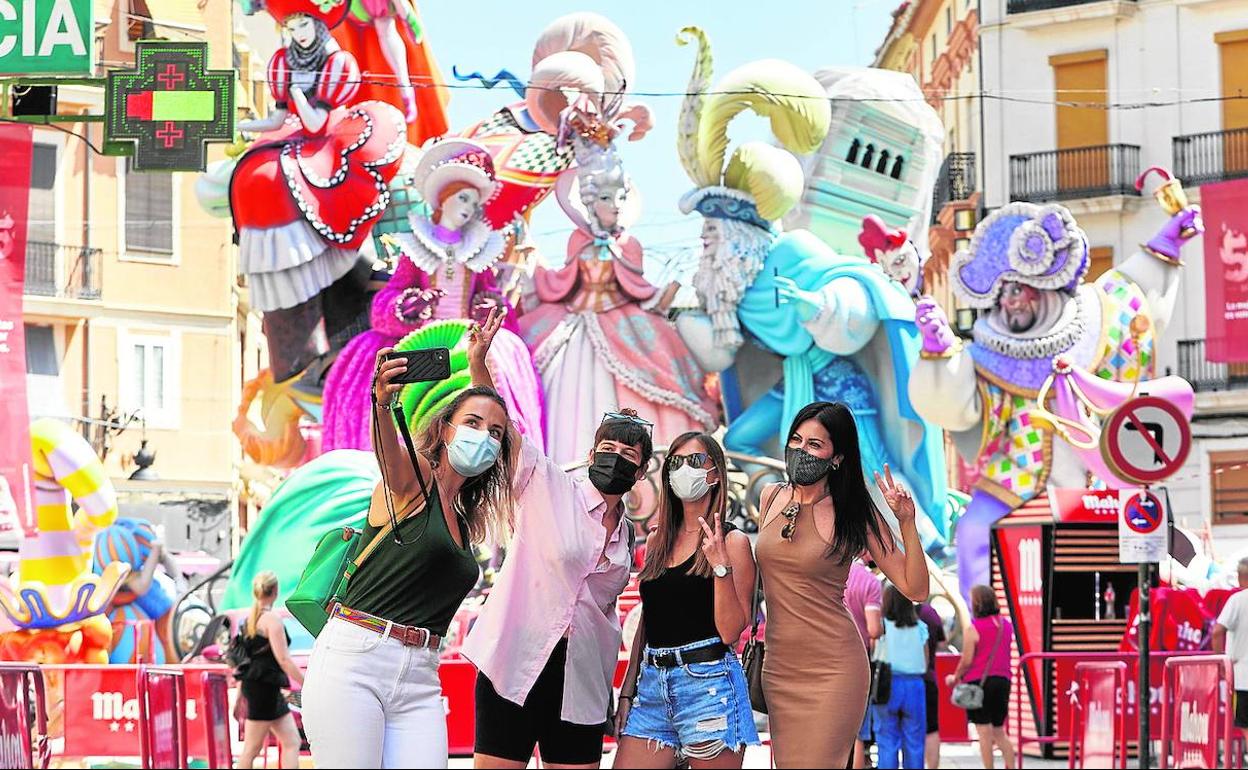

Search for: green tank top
xmin=340 ymin=486 xmax=480 ymax=635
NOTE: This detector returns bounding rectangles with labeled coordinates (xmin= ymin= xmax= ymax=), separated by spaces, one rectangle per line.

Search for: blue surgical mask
xmin=447 ymin=425 xmax=501 ymax=478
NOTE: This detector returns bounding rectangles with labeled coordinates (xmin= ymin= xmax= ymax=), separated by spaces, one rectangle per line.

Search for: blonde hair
xmin=246 ymin=571 xmax=279 ymax=638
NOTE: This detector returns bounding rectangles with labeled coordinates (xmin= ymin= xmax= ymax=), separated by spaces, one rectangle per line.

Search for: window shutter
xmin=125 ymin=160 xmax=174 ymax=254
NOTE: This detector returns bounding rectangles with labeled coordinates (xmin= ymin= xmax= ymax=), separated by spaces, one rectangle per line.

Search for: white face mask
xmin=669 ymin=464 xmax=715 ymax=502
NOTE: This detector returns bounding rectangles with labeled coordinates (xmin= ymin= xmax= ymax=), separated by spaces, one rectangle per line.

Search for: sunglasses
xmin=600 ymin=411 xmax=654 ymax=435
xmin=667 ymin=452 xmax=711 ymax=470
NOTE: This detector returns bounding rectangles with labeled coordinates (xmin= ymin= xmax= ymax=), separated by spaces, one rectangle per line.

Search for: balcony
xmin=1173 ymin=127 xmax=1248 ymax=187
xmin=1008 ymin=0 xmax=1132 ymax=12
xmin=931 ymin=152 xmax=977 ymax=224
xmin=1008 ymin=144 xmax=1141 ymax=203
xmin=1177 ymin=339 xmax=1248 ymax=393
xmin=23 ymin=242 xmax=103 ymax=300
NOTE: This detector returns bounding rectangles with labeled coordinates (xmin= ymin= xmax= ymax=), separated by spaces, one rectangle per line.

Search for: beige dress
xmin=756 ymin=490 xmax=870 ymax=768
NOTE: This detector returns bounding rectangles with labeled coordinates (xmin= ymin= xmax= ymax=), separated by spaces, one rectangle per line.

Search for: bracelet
xmin=619 ymin=693 xmax=635 ymax=701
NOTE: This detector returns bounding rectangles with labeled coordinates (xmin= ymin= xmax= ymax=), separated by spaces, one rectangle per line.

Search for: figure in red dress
xmin=229 ymin=0 xmax=406 ymax=382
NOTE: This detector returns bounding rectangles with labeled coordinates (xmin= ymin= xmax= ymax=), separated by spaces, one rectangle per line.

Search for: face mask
xmin=786 ymin=447 xmax=835 ymax=487
xmin=446 ymin=425 xmax=501 ymax=478
xmin=589 ymin=452 xmax=639 ymax=496
xmin=669 ymin=464 xmax=714 ymax=502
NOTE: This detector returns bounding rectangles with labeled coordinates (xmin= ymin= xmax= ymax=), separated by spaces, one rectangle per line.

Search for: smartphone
xmin=384 ymin=348 xmax=452 ymax=384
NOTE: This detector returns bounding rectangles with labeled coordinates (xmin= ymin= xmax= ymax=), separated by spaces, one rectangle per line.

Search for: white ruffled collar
xmin=391 ymin=214 xmax=507 ymax=275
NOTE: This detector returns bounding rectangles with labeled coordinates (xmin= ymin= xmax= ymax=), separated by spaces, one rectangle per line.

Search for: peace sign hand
xmin=699 ymin=509 xmax=730 ymax=571
xmin=468 ymin=306 xmax=506 ymax=367
xmin=873 ymin=463 xmax=916 ymax=525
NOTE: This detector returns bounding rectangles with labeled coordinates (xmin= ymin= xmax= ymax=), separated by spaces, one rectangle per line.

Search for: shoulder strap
xmin=372 ymin=401 xmax=433 ymax=547
xmin=759 ymin=484 xmax=785 ymax=529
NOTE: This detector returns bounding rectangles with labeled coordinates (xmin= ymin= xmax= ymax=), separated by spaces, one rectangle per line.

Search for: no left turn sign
xmin=1100 ymin=396 xmax=1192 ymax=485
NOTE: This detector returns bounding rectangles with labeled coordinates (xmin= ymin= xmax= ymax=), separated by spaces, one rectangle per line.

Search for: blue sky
xmin=418 ymin=0 xmax=898 ymax=265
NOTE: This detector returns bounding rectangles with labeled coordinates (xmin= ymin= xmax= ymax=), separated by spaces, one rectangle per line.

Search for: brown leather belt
xmin=331 ymin=604 xmax=442 ymax=649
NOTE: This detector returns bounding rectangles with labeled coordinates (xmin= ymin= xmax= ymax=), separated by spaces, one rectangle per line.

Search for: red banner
xmin=1048 ymin=488 xmax=1120 ymax=524
xmin=1072 ymin=665 xmax=1123 ymax=767
xmin=1167 ymin=659 xmax=1223 ymax=769
xmin=0 ymin=668 xmax=33 ymax=769
xmin=1201 ymin=178 xmax=1248 ymax=362
xmin=0 ymin=124 xmax=32 ymax=533
xmin=994 ymin=525 xmax=1044 ymax=716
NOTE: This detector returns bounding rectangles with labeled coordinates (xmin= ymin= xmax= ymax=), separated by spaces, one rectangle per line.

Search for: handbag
xmin=869 ymin=635 xmax=892 ymax=705
xmin=951 ymin=618 xmax=1006 ymax=710
xmin=286 ymin=400 xmax=429 ymax=636
xmin=741 ymin=485 xmax=785 ymax=713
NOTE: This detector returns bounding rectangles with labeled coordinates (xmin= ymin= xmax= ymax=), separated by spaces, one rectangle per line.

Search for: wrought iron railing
xmin=1007 ymin=0 xmax=1134 ymax=12
xmin=1173 ymin=127 xmax=1248 ymax=187
xmin=931 ymin=152 xmax=977 ymax=224
xmin=1177 ymin=339 xmax=1248 ymax=393
xmin=22 ymin=241 xmax=102 ymax=300
xmin=1008 ymin=144 xmax=1141 ymax=202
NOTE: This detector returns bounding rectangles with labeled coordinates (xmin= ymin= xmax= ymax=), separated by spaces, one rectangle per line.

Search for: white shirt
xmin=1217 ymin=590 xmax=1248 ymax=687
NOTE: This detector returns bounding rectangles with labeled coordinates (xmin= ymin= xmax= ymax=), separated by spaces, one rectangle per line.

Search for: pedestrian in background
xmin=872 ymin=584 xmax=928 ymax=769
xmin=1212 ymin=557 xmax=1248 ymax=747
xmin=918 ymin=601 xmax=948 ymax=769
xmin=948 ymin=585 xmax=1015 ymax=769
xmin=846 ymin=558 xmax=884 ymax=768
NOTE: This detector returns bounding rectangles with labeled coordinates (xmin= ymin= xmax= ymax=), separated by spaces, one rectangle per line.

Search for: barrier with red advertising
xmin=935 ymin=653 xmax=971 ymax=743
xmin=46 ymin=664 xmax=228 ymax=760
xmin=1160 ymin=655 xmax=1235 ymax=769
xmin=199 ymin=672 xmax=231 ymax=770
xmin=138 ymin=667 xmax=187 ymax=770
xmin=1068 ymin=662 xmax=1127 ymax=769
xmin=0 ymin=664 xmax=47 ymax=770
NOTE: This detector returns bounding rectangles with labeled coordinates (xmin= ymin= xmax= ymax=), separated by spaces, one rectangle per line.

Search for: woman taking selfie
xmin=301 ymin=308 xmax=515 ymax=769
xmin=613 ymin=432 xmax=759 ymax=768
xmin=756 ymin=401 xmax=929 ymax=768
xmin=463 ymin=311 xmax=652 ymax=770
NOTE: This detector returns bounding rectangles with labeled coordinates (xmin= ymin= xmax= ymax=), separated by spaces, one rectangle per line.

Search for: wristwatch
xmin=712 ymin=564 xmax=733 ymax=579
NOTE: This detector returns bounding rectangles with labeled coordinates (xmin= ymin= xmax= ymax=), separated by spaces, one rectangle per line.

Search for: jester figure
xmin=671 ymin=28 xmax=949 ymax=551
xmin=909 ymin=187 xmax=1201 ymax=596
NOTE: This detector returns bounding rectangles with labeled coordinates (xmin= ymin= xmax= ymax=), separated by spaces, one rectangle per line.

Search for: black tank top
xmin=340 ymin=486 xmax=480 ymax=635
xmin=241 ymin=613 xmax=290 ymax=686
xmin=639 ymin=523 xmax=737 ymax=648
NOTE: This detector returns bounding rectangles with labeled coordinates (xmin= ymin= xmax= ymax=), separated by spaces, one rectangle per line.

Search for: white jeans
xmin=301 ymin=617 xmax=447 ymax=768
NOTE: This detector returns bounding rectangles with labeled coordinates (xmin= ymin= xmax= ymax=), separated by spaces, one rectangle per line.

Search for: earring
xmin=831 ymin=460 xmax=841 ymax=471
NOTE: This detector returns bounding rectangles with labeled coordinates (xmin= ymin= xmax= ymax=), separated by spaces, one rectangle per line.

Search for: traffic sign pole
xmin=1139 ymin=558 xmax=1151 ymax=769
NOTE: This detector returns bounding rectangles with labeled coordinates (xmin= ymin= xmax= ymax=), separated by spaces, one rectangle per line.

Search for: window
xmin=1087 ymin=246 xmax=1113 ymax=282
xmin=24 ymin=325 xmax=57 ymax=375
xmin=123 ymin=158 xmax=174 ymax=256
xmin=1213 ymin=451 xmax=1248 ymax=524
xmin=28 ymin=143 xmax=56 ymax=244
xmin=120 ymin=332 xmax=180 ymax=427
xmin=946 ymin=6 xmax=953 ymax=35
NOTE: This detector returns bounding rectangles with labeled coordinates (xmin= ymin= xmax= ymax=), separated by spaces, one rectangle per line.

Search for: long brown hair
xmin=412 ymin=386 xmax=514 ymax=544
xmin=639 ymin=433 xmax=728 ymax=582
xmin=246 ymin=571 xmax=279 ymax=638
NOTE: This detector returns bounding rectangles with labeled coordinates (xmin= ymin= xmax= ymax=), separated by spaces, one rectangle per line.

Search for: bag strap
xmin=371 ymin=399 xmax=433 ymax=547
xmin=749 ymin=485 xmax=786 ymax=642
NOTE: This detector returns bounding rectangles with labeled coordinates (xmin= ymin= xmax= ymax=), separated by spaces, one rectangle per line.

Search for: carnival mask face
xmin=592 ymin=187 xmax=627 ymax=231
xmin=880 ymin=242 xmax=922 ymax=294
xmin=283 ymin=14 xmax=318 ymax=48
xmin=700 ymin=218 xmax=723 ymax=260
xmin=438 ymin=188 xmax=482 ymax=231
xmin=998 ymin=281 xmax=1043 ymax=333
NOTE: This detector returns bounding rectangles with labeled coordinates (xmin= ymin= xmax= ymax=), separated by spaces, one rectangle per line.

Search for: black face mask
xmin=785 ymin=448 xmax=835 ymax=487
xmin=589 ymin=452 xmax=639 ymax=496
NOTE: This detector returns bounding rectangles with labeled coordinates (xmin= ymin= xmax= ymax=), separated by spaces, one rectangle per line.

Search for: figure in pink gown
xmin=322 ymin=139 xmax=544 ymax=451
xmin=520 ymin=128 xmax=716 ymax=464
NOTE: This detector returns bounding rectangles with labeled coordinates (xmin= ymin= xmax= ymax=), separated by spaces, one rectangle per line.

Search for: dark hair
xmin=785 ymin=401 xmax=888 ymax=562
xmin=413 ymin=386 xmax=514 ymax=544
xmin=593 ymin=408 xmax=654 ymax=467
xmin=970 ymin=584 xmax=1001 ymax=618
xmin=638 ymin=433 xmax=728 ymax=582
xmin=882 ymin=584 xmax=918 ymax=627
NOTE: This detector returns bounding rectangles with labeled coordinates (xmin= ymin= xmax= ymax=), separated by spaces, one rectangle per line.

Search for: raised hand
xmin=915 ymin=296 xmax=957 ymax=355
xmin=699 ymin=509 xmax=730 ymax=571
xmin=468 ymin=306 xmax=506 ymax=366
xmin=372 ymin=347 xmax=407 ymax=405
xmin=873 ymin=463 xmax=916 ymax=526
xmin=775 ymin=276 xmax=823 ymax=322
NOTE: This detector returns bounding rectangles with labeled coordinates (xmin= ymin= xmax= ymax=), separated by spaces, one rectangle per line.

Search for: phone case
xmin=391 ymin=348 xmax=452 ymax=384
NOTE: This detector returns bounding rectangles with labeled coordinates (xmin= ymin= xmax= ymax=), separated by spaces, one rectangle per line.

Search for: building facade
xmin=979 ymin=0 xmax=1248 ymax=544
xmin=18 ymin=0 xmax=267 ymax=559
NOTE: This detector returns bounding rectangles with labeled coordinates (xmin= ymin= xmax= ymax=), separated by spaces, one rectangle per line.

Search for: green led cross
xmin=105 ymin=41 xmax=235 ymax=172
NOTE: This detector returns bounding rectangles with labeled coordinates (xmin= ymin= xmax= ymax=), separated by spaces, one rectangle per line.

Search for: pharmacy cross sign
xmin=105 ymin=41 xmax=235 ymax=172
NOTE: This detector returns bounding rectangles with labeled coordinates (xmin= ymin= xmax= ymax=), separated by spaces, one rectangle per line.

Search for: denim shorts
xmin=622 ymin=638 xmax=760 ymax=760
